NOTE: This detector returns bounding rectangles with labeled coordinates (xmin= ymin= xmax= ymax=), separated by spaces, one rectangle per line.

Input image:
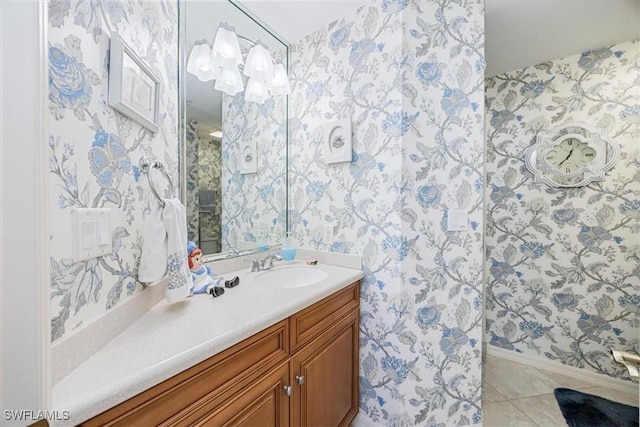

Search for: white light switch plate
xmin=72 ymin=208 xmax=112 ymax=262
xmin=322 ymin=225 xmax=334 ymax=245
xmin=447 ymin=209 xmax=468 ymax=232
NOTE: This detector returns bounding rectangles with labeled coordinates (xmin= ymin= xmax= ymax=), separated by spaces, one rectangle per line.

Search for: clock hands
xmin=557 ymin=147 xmax=574 ymax=167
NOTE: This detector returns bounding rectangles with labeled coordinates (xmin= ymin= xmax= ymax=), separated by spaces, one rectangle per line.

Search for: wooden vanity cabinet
xmin=289 ymin=283 xmax=360 ymax=427
xmin=82 ymin=281 xmax=360 ymax=427
xmin=290 ymin=309 xmax=359 ymax=427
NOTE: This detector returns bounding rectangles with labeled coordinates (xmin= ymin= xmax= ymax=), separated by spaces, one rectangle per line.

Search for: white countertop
xmin=52 ymin=260 xmax=363 ymax=426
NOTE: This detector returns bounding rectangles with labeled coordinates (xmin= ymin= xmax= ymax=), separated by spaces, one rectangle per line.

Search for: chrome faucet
xmin=260 ymin=253 xmax=283 ymax=271
xmin=245 ymin=257 xmax=261 ymax=272
xmin=245 ymin=253 xmax=283 ymax=272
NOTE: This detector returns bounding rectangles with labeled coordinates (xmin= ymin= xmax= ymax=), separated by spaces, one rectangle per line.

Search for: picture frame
xmin=108 ymin=34 xmax=160 ymax=133
xmin=323 ymin=119 xmax=352 ymax=164
xmin=238 ymin=139 xmax=258 ymax=174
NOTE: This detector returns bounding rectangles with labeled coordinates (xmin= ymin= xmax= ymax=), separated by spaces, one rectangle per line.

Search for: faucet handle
xmin=244 ymin=257 xmax=260 ymax=272
xmin=261 ymin=253 xmax=283 ymax=270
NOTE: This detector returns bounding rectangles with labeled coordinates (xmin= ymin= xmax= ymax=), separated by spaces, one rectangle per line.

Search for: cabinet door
xmin=291 ymin=309 xmax=359 ymax=427
xmin=193 ymin=361 xmax=290 ymax=427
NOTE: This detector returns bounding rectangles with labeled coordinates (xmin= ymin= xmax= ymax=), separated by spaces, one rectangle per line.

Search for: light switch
xmin=98 ymin=219 xmax=110 ymax=246
xmin=447 ymin=209 xmax=468 ymax=232
xmin=72 ymin=208 xmax=112 ymax=261
xmin=82 ymin=220 xmax=97 ymax=250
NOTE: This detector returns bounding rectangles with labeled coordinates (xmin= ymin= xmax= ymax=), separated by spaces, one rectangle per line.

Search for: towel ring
xmin=139 ymin=156 xmax=175 ymax=208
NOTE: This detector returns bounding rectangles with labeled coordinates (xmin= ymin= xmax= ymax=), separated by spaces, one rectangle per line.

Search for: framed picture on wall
xmin=324 ymin=119 xmax=352 ymax=164
xmin=108 ymin=34 xmax=160 ymax=133
xmin=239 ymin=139 xmax=258 ymax=174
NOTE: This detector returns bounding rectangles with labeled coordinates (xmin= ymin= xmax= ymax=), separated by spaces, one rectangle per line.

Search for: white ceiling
xmin=236 ymin=1 xmax=369 ymax=44
xmin=484 ymin=0 xmax=640 ymax=76
xmin=238 ymin=0 xmax=640 ymax=76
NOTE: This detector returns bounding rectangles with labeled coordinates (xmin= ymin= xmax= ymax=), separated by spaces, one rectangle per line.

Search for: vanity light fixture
xmin=186 ymin=40 xmax=219 ymax=82
xmin=268 ymin=63 xmax=291 ymax=96
xmin=209 ymin=129 xmax=223 ymax=139
xmin=214 ymin=65 xmax=244 ymax=96
xmin=210 ymin=23 xmax=244 ymax=69
xmin=244 ymin=78 xmax=269 ymax=104
xmin=243 ymin=41 xmax=274 ymax=82
xmin=186 ymin=22 xmax=290 ymax=102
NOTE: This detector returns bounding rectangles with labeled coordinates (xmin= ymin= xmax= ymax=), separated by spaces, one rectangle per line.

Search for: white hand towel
xmin=162 ymin=198 xmax=191 ymax=303
xmin=138 ymin=198 xmax=190 ymax=303
xmin=138 ymin=199 xmax=167 ymax=283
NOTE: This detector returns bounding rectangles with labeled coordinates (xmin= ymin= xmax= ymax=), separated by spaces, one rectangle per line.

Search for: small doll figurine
xmin=187 ymin=241 xmax=225 ymax=295
xmin=187 ymin=242 xmax=241 ymax=296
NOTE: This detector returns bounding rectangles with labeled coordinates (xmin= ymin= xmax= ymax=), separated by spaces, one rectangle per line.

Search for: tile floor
xmin=483 ymin=355 xmax=639 ymax=426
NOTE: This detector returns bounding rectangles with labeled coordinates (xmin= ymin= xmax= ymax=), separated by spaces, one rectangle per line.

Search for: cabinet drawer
xmin=82 ymin=320 xmax=289 ymax=427
xmin=289 ymin=281 xmax=359 ymax=353
xmin=191 ymin=361 xmax=290 ymax=427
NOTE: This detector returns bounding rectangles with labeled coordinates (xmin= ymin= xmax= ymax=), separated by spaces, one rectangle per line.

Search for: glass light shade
xmin=211 ymin=23 xmax=243 ymax=69
xmin=245 ymin=78 xmax=268 ymax=104
xmin=209 ymin=130 xmax=223 ymax=139
xmin=214 ymin=66 xmax=244 ymax=96
xmin=243 ymin=42 xmax=274 ymax=82
xmin=268 ymin=63 xmax=291 ymax=95
xmin=186 ymin=42 xmax=219 ymax=82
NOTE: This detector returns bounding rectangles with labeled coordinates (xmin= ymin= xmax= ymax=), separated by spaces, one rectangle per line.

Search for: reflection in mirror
xmin=180 ymin=0 xmax=289 ymax=259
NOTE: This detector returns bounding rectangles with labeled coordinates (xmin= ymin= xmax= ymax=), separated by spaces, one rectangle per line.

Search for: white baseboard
xmin=351 ymin=412 xmax=383 ymax=427
xmin=487 ymin=345 xmax=639 ymax=394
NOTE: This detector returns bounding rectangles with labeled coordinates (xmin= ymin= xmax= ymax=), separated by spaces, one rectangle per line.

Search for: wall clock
xmin=524 ymin=122 xmax=620 ymax=187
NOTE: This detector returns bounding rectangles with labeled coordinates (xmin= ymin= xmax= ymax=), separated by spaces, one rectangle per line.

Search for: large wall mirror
xmin=179 ymin=0 xmax=289 ymax=260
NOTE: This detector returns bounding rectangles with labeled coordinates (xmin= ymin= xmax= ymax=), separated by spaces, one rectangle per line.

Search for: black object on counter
xmin=208 ymin=286 xmax=225 ymax=297
xmin=225 ymin=276 xmax=240 ymax=288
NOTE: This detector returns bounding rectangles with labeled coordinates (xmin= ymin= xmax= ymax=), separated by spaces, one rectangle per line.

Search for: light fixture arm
xmin=236 ymin=34 xmax=256 ymax=47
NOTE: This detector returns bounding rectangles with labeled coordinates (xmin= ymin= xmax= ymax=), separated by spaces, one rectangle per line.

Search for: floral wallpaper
xmin=185 ymin=119 xmax=199 ymax=244
xmin=184 ymin=119 xmax=223 ymax=253
xmin=289 ymin=0 xmax=485 ymax=425
xmin=220 ymin=91 xmax=287 ymax=250
xmin=48 ymin=0 xmax=178 ymax=342
xmin=197 ymin=136 xmax=222 ymax=252
xmin=485 ymin=40 xmax=640 ymax=381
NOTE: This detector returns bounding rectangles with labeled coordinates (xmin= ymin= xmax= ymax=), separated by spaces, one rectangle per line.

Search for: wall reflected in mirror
xmin=181 ymin=0 xmax=289 ymax=258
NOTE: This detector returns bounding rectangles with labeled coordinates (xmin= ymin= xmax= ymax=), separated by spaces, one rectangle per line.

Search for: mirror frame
xmin=178 ymin=0 xmax=290 ymax=262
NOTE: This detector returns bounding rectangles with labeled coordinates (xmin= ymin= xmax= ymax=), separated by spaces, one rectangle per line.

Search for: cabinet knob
xmin=295 ymin=375 xmax=305 ymax=385
xmin=284 ymin=385 xmax=293 ymax=396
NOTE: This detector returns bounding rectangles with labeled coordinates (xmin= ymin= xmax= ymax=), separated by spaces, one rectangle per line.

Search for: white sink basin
xmin=252 ymin=265 xmax=329 ymax=288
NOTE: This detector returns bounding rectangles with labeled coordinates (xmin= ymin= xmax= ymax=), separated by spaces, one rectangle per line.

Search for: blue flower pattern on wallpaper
xmin=290 ymin=0 xmax=484 ymax=424
xmin=485 ymin=40 xmax=639 ymax=381
xmin=221 ymin=91 xmax=287 ymax=249
xmin=48 ymin=0 xmax=178 ymax=341
xmin=88 ymin=130 xmax=132 ymax=188
xmin=48 ymin=35 xmax=100 ymax=120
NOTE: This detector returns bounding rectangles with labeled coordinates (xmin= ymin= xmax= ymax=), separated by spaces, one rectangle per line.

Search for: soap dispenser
xmin=280 ymin=232 xmax=297 ymax=262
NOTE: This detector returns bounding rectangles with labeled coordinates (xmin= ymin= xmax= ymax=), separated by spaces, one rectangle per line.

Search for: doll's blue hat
xmin=187 ymin=241 xmax=197 ymax=255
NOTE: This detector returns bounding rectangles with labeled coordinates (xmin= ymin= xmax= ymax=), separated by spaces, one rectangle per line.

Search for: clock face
xmin=544 ymin=137 xmax=597 ymax=175
xmin=524 ymin=123 xmax=620 ymax=188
